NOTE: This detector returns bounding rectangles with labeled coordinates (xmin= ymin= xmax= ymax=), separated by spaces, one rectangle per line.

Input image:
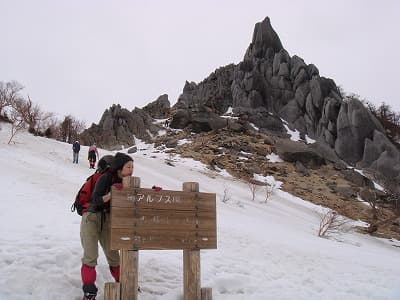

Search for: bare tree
xmin=71 ymin=118 xmax=86 ymax=141
xmin=265 ymin=180 xmax=276 ymax=203
xmin=1 ymin=80 xmax=86 ymax=143
xmin=318 ymin=210 xmax=350 ymax=237
xmin=57 ymin=115 xmax=86 ymax=143
xmin=7 ymin=98 xmax=27 ymax=144
xmin=0 ymin=81 xmax=24 ymax=117
xmin=221 ymin=186 xmax=231 ymax=203
xmin=6 ymin=94 xmax=47 ymax=140
xmin=364 ymin=190 xmax=381 ymax=232
xmin=22 ymin=96 xmax=45 ymax=134
xmin=2 ymin=84 xmax=50 ymax=142
xmin=41 ymin=114 xmax=59 ymax=138
xmin=59 ymin=115 xmax=73 ymax=142
xmin=247 ymin=180 xmax=259 ymax=201
xmin=365 ymin=176 xmax=400 ymax=234
xmin=35 ymin=110 xmax=55 ymax=135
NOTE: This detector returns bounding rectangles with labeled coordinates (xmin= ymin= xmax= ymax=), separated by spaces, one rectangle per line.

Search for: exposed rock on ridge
xmin=170 ymin=16 xmax=400 ymax=183
xmin=142 ymin=94 xmax=170 ymax=119
xmin=335 ymin=99 xmax=384 ymax=164
xmin=173 ymin=65 xmax=235 ymax=114
xmin=80 ymin=104 xmax=162 ymax=150
xmin=245 ymin=16 xmax=283 ymax=58
xmin=171 ymin=64 xmax=235 ymax=132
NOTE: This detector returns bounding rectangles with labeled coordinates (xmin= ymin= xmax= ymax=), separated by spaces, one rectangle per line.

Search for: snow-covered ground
xmin=0 ymin=124 xmax=399 ymax=300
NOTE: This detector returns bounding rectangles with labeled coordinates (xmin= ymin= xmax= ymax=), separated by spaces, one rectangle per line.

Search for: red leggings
xmin=81 ymin=264 xmax=120 ymax=284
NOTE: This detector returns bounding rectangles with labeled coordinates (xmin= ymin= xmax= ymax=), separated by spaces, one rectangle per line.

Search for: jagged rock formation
xmin=174 ymin=65 xmax=235 ymax=114
xmin=275 ymin=139 xmax=325 ymax=169
xmin=142 ymin=94 xmax=170 ymax=119
xmin=170 ymin=106 xmax=227 ymax=133
xmin=334 ymin=99 xmax=385 ymax=164
xmin=359 ymin=130 xmax=400 ymax=178
xmin=80 ymin=104 xmax=162 ymax=150
xmin=170 ymin=16 xmax=400 ymax=184
xmin=80 ymin=16 xmax=400 ymax=187
xmin=171 ymin=65 xmax=235 ymax=132
xmin=74 ymin=11 xmax=400 ymax=236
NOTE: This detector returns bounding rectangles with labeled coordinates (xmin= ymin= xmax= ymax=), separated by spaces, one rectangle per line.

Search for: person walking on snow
xmin=72 ymin=141 xmax=81 ymax=164
xmin=88 ymin=143 xmax=99 ymax=169
xmin=80 ymin=152 xmax=134 ymax=300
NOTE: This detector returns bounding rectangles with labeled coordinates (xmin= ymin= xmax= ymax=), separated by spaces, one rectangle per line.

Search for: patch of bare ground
xmin=154 ymin=128 xmax=400 ymax=240
xmin=275 ymin=163 xmax=400 ymax=240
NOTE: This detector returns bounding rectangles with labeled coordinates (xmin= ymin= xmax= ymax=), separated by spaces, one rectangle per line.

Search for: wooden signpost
xmin=105 ymin=177 xmax=217 ymax=300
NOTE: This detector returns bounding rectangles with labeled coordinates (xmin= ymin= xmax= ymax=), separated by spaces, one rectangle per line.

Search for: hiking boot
xmin=82 ymin=293 xmax=96 ymax=300
xmin=82 ymin=284 xmax=97 ymax=300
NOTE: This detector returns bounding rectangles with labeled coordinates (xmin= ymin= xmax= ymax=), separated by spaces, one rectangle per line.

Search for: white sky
xmin=1 ymin=124 xmax=400 ymax=299
xmin=1 ymin=0 xmax=399 ymax=126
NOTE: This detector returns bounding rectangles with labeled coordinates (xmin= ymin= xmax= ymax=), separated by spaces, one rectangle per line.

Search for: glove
xmin=152 ymin=185 xmax=162 ymax=191
xmin=112 ymin=183 xmax=123 ymax=190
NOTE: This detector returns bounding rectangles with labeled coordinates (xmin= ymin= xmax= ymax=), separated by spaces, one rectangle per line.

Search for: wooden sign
xmin=110 ymin=187 xmax=217 ymax=250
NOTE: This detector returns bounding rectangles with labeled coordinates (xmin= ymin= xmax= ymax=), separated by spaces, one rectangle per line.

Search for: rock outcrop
xmin=173 ymin=65 xmax=235 ymax=114
xmin=80 ymin=104 xmax=162 ymax=150
xmin=275 ymin=139 xmax=325 ymax=169
xmin=142 ymin=94 xmax=170 ymax=119
xmin=169 ymin=16 xmax=400 ymax=183
xmin=80 ymin=16 xmax=400 ymax=185
xmin=170 ymin=106 xmax=227 ymax=133
xmin=75 ymin=15 xmax=400 ymax=238
xmin=334 ymin=98 xmax=385 ymax=164
xmin=170 ymin=65 xmax=235 ymax=132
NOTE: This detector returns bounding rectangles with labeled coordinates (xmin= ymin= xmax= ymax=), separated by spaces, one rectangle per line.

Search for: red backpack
xmin=71 ymin=170 xmax=106 ymax=216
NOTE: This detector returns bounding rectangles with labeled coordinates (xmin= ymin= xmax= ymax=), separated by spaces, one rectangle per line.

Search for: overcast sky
xmin=1 ymin=0 xmax=399 ymax=126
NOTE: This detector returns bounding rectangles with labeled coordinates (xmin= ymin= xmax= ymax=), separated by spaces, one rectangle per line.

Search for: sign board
xmin=110 ymin=188 xmax=217 ymax=250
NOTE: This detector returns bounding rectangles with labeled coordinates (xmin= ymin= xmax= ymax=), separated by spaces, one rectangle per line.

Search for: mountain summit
xmin=169 ymin=17 xmax=399 ymax=185
xmin=247 ymin=16 xmax=284 ymax=57
xmin=81 ymin=17 xmax=400 ymax=189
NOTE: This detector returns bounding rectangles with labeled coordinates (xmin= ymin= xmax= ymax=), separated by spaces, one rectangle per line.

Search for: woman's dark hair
xmin=97 ymin=155 xmax=114 ymax=171
xmin=109 ymin=152 xmax=133 ymax=175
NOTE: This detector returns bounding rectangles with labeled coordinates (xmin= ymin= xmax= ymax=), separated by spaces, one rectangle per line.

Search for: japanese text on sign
xmin=126 ymin=193 xmax=181 ymax=204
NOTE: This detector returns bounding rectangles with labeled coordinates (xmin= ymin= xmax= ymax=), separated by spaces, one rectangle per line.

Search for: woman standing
xmin=88 ymin=143 xmax=99 ymax=169
xmin=80 ymin=152 xmax=134 ymax=300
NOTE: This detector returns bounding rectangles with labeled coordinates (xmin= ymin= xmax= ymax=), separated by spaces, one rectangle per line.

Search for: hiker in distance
xmin=80 ymin=152 xmax=134 ymax=300
xmin=88 ymin=143 xmax=99 ymax=169
xmin=72 ymin=140 xmax=80 ymax=164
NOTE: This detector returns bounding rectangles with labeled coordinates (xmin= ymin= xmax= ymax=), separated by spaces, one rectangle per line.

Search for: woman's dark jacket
xmin=88 ymin=171 xmax=122 ymax=213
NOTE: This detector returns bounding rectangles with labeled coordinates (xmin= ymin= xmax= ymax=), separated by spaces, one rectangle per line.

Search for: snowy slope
xmin=0 ymin=124 xmax=399 ymax=300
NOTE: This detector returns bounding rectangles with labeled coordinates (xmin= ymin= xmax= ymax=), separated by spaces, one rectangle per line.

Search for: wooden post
xmin=183 ymin=182 xmax=201 ymax=300
xmin=201 ymin=287 xmax=212 ymax=300
xmin=104 ymin=282 xmax=120 ymax=300
xmin=120 ymin=176 xmax=140 ymax=300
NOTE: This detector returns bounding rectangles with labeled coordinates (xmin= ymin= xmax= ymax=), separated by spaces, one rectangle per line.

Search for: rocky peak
xmin=245 ymin=16 xmax=284 ymax=59
xmin=142 ymin=94 xmax=170 ymax=119
xmin=81 ymin=16 xmax=400 ymax=193
xmin=173 ymin=64 xmax=235 ymax=114
xmin=167 ymin=16 xmax=400 ymax=185
xmin=80 ymin=104 xmax=162 ymax=150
